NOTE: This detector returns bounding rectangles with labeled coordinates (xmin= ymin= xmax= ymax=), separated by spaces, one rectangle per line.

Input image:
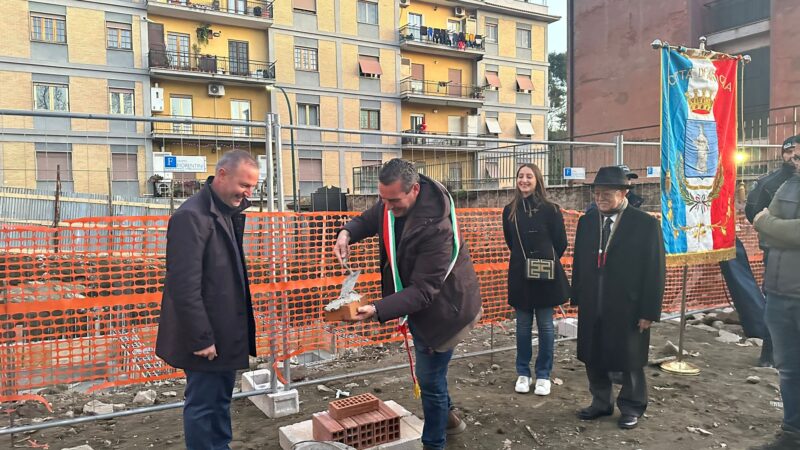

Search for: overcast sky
xmin=548 ymin=0 xmax=567 ymax=54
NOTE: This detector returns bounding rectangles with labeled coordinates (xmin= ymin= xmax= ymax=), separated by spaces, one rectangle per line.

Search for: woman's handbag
xmin=514 ymin=214 xmax=555 ymax=280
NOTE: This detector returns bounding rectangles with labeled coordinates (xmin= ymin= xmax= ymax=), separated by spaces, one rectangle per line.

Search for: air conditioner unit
xmin=208 ymin=83 xmax=225 ymax=97
xmin=454 ymin=6 xmax=465 ymax=17
xmin=399 ymin=0 xmax=410 ymax=7
xmin=151 ymin=87 xmax=164 ymax=112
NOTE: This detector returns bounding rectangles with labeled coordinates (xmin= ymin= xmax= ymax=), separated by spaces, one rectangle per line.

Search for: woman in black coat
xmin=502 ymin=164 xmax=570 ymax=396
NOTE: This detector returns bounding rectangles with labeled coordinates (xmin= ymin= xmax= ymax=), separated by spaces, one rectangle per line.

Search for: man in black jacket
xmin=333 ymin=159 xmax=482 ymax=450
xmin=745 ymin=136 xmax=800 ymax=224
xmin=156 ymin=150 xmax=259 ymax=450
xmin=572 ymin=166 xmax=665 ymax=430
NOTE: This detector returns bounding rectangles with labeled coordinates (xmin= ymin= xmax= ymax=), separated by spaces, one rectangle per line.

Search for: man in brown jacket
xmin=333 ymin=159 xmax=482 ymax=450
xmin=156 ymin=150 xmax=259 ymax=450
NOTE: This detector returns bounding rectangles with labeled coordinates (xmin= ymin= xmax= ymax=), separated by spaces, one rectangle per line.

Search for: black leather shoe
xmin=618 ymin=414 xmax=639 ymax=429
xmin=577 ymin=406 xmax=613 ymax=420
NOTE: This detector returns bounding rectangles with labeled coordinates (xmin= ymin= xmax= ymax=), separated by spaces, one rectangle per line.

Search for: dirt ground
xmin=3 ymin=314 xmax=784 ymax=450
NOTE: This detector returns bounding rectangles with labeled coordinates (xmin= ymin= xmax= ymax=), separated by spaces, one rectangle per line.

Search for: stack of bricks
xmin=312 ymin=393 xmax=401 ymax=449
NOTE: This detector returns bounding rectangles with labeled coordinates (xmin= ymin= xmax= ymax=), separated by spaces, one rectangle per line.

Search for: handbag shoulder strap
xmin=514 ymin=206 xmax=557 ymax=261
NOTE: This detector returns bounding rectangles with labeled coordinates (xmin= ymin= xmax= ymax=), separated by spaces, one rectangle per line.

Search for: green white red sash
xmin=380 ymin=188 xmax=460 ymax=398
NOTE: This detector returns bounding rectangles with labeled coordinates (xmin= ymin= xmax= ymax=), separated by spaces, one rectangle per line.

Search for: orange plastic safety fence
xmin=0 ymin=210 xmax=759 ymax=402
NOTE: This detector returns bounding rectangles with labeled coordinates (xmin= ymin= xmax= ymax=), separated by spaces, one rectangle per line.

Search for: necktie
xmin=601 ymin=216 xmax=613 ymax=251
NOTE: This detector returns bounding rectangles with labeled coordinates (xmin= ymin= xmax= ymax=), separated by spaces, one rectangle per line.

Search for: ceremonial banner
xmin=660 ymin=47 xmax=738 ymax=264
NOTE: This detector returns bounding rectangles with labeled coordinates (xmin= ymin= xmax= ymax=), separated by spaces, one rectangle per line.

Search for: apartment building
xmin=145 ymin=0 xmax=275 ymax=195
xmin=267 ymin=0 xmax=401 ymax=196
xmin=396 ymin=0 xmax=556 ymax=189
xmin=0 ymin=0 xmax=150 ymax=197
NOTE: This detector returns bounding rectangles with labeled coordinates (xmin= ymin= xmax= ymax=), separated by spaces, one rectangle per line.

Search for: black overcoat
xmin=156 ymin=181 xmax=256 ymax=372
xmin=502 ymin=197 xmax=570 ymax=310
xmin=571 ymin=206 xmax=665 ymax=371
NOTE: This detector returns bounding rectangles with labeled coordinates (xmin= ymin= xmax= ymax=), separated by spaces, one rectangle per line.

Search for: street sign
xmin=646 ymin=166 xmax=661 ymax=178
xmin=563 ymin=167 xmax=586 ymax=180
xmin=164 ymin=155 xmax=207 ymax=173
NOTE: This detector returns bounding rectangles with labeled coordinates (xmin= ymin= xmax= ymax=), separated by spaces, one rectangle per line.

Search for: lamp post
xmin=266 ymin=84 xmax=299 ymax=212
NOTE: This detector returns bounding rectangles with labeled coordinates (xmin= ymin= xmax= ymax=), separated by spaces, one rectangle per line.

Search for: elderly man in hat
xmin=585 ymin=165 xmax=643 ymax=213
xmin=571 ymin=166 xmax=666 ymax=430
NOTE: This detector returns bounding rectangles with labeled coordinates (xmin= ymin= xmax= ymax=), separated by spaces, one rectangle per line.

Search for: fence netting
xmin=0 ymin=210 xmax=761 ymax=405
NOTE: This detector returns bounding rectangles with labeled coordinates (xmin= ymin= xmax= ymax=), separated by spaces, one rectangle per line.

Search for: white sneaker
xmin=515 ymin=376 xmax=532 ymax=393
xmin=534 ymin=378 xmax=551 ymax=396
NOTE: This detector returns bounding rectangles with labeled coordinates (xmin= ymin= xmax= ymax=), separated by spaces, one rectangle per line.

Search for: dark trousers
xmin=586 ymin=365 xmax=648 ymax=417
xmin=184 ymin=369 xmax=236 ymax=450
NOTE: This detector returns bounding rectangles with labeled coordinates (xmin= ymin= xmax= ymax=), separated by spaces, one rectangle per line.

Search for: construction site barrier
xmin=0 ymin=210 xmax=761 ymax=405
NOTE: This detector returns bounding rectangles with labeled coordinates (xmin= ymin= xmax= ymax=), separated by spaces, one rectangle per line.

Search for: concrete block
xmin=279 ymin=400 xmax=421 ymax=450
xmin=557 ymin=318 xmax=578 ymax=338
xmin=241 ymin=369 xmax=300 ymax=418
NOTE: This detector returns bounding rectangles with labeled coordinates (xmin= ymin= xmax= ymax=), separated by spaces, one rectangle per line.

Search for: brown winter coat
xmin=343 ymin=175 xmax=482 ymax=349
xmin=156 ymin=180 xmax=256 ymax=372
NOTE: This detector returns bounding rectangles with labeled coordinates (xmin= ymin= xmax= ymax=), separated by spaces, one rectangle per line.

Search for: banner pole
xmin=661 ymin=264 xmax=700 ymax=375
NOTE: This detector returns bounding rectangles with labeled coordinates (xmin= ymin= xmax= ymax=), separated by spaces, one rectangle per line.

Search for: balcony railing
xmin=400 ymin=78 xmax=484 ymax=101
xmin=702 ymin=0 xmax=770 ymax=35
xmin=147 ymin=0 xmax=274 ymax=21
xmin=401 ymin=130 xmax=491 ymax=148
xmin=398 ymin=24 xmax=485 ymax=52
xmin=151 ymin=116 xmax=266 ymax=140
xmin=149 ymin=49 xmax=275 ymax=81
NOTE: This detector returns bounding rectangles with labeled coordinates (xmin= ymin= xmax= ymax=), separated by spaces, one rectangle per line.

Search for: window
xmin=485 ymin=117 xmax=502 ymax=134
xmin=109 ymin=89 xmax=134 ymax=115
xmin=516 ymin=119 xmax=535 ymax=136
xmin=293 ymin=0 xmax=316 ymax=13
xmin=358 ymin=55 xmax=382 ymax=78
xmin=229 ymin=41 xmax=250 ymax=76
xmin=516 ymin=28 xmax=531 ymax=49
xmin=294 ymin=47 xmax=318 ymax=71
xmin=410 ymin=114 xmax=424 ymax=131
xmin=231 ymin=100 xmax=251 ymax=136
xmin=447 ymin=20 xmax=462 ymax=33
xmin=485 ymin=161 xmax=499 ymax=178
xmin=485 ymin=23 xmax=498 ymax=43
xmin=107 ymin=22 xmax=132 ymax=50
xmin=298 ymin=103 xmax=320 ymax=126
xmin=36 ymin=151 xmax=72 ymax=181
xmin=357 ymin=0 xmax=378 ymax=24
xmin=298 ymin=157 xmax=323 ymax=195
xmin=167 ymin=33 xmax=191 ymax=68
xmin=360 ymin=109 xmax=380 ymax=130
xmin=485 ymin=71 xmax=500 ymax=89
xmin=34 ymin=83 xmax=69 ymax=111
xmin=30 ymin=13 xmax=66 ymax=43
xmin=516 ymin=74 xmax=534 ymax=93
xmin=170 ymin=96 xmax=192 ymax=133
xmin=112 ymin=154 xmax=138 ymax=181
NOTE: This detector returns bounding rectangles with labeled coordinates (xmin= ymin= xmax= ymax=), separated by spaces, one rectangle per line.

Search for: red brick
xmin=313 ymin=399 xmax=402 ymax=449
xmin=328 ymin=393 xmax=380 ymax=420
xmin=312 ymin=412 xmax=344 ymax=442
xmin=324 ymin=297 xmax=370 ymax=322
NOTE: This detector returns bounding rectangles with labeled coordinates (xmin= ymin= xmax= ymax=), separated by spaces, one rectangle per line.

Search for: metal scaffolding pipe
xmin=0 ymin=306 xmax=713 ymax=436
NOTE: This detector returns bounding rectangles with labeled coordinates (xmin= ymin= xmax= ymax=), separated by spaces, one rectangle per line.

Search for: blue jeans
xmin=515 ymin=307 xmax=555 ymax=379
xmin=183 ymin=369 xmax=236 ymax=450
xmin=765 ymin=294 xmax=800 ymax=434
xmin=412 ymin=329 xmax=455 ymax=450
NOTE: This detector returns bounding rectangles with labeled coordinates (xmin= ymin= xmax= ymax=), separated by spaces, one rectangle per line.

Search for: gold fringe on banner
xmin=666 ymin=247 xmax=736 ymax=267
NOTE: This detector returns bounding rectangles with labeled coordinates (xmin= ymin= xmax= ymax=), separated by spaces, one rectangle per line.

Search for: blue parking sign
xmin=564 ymin=167 xmax=572 ymax=177
xmin=164 ymin=156 xmax=177 ymax=169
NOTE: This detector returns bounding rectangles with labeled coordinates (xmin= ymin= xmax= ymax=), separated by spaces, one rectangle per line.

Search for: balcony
xmin=401 ymin=130 xmax=494 ymax=150
xmin=149 ymin=50 xmax=275 ymax=85
xmin=146 ymin=0 xmax=274 ymax=30
xmin=399 ymin=78 xmax=484 ymax=108
xmin=398 ymin=25 xmax=484 ymax=59
xmin=151 ymin=116 xmax=266 ymax=143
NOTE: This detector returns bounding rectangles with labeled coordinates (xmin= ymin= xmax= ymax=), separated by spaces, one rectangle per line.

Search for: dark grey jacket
xmin=156 ymin=180 xmax=256 ymax=371
xmin=754 ymin=174 xmax=800 ymax=299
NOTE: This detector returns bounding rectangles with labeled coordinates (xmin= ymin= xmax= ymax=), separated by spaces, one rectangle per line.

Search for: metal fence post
xmin=274 ymin=117 xmax=286 ymax=212
xmin=615 ymin=134 xmax=624 ymax=166
xmin=265 ymin=113 xmax=276 ymax=212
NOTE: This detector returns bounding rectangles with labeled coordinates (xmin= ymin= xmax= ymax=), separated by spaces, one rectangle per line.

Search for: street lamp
xmin=266 ymin=84 xmax=299 ymax=212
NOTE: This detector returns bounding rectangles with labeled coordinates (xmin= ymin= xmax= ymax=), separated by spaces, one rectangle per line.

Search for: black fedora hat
xmin=589 ymin=166 xmax=633 ymax=189
xmin=618 ymin=164 xmax=639 ymax=180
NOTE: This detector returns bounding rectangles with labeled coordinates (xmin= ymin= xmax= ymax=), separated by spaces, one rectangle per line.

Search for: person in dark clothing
xmin=745 ymin=135 xmax=800 ymax=224
xmin=333 ymin=159 xmax=482 ymax=450
xmin=156 ymin=150 xmax=260 ymax=450
xmin=502 ymin=164 xmax=569 ymax=396
xmin=572 ymin=166 xmax=665 ymax=431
